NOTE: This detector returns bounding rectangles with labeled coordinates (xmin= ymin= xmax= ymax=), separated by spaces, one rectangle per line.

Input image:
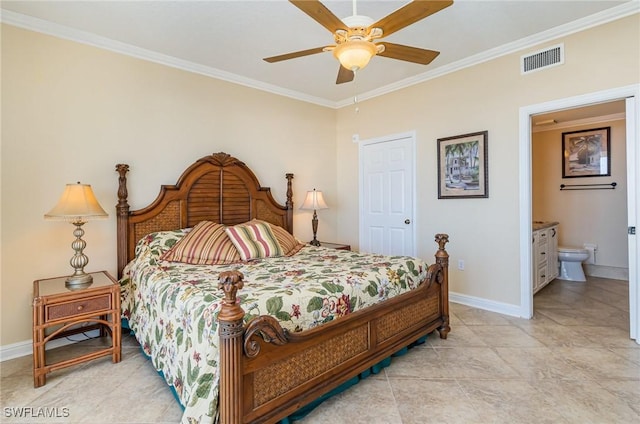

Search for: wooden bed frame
xmin=116 ymin=152 xmax=450 ymax=424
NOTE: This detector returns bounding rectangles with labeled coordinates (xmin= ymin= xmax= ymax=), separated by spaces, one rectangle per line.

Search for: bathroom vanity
xmin=532 ymin=221 xmax=559 ymax=294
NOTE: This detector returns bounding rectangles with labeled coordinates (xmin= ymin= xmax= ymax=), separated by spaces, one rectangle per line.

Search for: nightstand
xmin=32 ymin=270 xmax=121 ymax=387
xmin=318 ymin=242 xmax=351 ymax=251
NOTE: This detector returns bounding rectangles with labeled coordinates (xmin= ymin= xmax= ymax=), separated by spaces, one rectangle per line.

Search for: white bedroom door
xmin=359 ymin=132 xmax=416 ymax=256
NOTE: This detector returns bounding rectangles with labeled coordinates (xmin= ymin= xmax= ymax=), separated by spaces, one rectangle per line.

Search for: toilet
xmin=557 ymin=246 xmax=590 ymax=282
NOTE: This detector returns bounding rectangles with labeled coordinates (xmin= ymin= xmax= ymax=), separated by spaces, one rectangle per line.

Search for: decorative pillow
xmin=225 ymin=221 xmax=284 ymax=261
xmin=252 ymin=219 xmax=305 ymax=256
xmin=160 ymin=221 xmax=241 ymax=265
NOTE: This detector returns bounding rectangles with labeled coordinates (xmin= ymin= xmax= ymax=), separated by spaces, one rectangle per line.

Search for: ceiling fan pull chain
xmin=353 ymin=70 xmax=359 ymax=113
xmin=353 ymin=68 xmax=361 ymax=139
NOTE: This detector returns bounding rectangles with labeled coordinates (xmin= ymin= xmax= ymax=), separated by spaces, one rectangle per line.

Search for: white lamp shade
xmin=300 ymin=189 xmax=329 ymax=211
xmin=45 ymin=182 xmax=108 ymax=222
xmin=333 ymin=40 xmax=377 ymax=71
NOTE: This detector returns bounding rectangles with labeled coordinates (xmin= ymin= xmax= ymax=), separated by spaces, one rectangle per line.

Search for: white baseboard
xmin=584 ymin=264 xmax=629 ymax=281
xmin=450 ymin=291 xmax=523 ymax=318
xmin=3 ymin=293 xmax=525 ymax=360
xmin=0 ymin=330 xmax=100 ymax=362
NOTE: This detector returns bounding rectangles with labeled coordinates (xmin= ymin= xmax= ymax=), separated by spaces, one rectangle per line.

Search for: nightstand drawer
xmin=46 ymin=294 xmax=111 ymax=321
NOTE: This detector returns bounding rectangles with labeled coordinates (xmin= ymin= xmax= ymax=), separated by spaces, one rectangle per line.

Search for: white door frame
xmin=358 ymin=131 xmax=417 ymax=256
xmin=518 ymin=84 xmax=640 ymax=343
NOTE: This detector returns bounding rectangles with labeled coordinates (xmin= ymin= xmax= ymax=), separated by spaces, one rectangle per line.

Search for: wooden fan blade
xmin=377 ymin=42 xmax=440 ymax=65
xmin=264 ymin=47 xmax=328 ymax=63
xmin=370 ymin=0 xmax=453 ymax=38
xmin=336 ymin=65 xmax=355 ymax=84
xmin=290 ymin=0 xmax=347 ymax=33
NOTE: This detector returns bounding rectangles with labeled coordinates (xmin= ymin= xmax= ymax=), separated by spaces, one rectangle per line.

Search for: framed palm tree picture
xmin=437 ymin=131 xmax=488 ymax=199
xmin=562 ymin=127 xmax=611 ymax=178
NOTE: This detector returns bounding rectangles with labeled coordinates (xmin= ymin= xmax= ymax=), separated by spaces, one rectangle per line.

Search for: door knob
xmin=404 ymin=219 xmax=411 ymax=224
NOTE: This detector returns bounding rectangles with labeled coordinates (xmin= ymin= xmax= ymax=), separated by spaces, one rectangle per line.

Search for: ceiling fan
xmin=264 ymin=0 xmax=453 ymax=84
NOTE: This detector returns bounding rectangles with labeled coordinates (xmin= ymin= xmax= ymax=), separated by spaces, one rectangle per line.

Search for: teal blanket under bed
xmin=278 ymin=335 xmax=428 ymax=423
xmin=124 ymin=318 xmax=425 ymax=423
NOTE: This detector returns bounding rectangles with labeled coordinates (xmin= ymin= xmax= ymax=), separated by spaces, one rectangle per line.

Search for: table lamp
xmin=45 ymin=182 xmax=108 ymax=288
xmin=299 ymin=189 xmax=328 ymax=246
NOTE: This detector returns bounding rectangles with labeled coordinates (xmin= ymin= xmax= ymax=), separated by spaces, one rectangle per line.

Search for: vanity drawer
xmin=537 ymin=230 xmax=548 ymax=245
xmin=45 ymin=294 xmax=111 ymax=322
xmin=537 ymin=244 xmax=548 ymax=263
xmin=537 ymin=264 xmax=548 ymax=286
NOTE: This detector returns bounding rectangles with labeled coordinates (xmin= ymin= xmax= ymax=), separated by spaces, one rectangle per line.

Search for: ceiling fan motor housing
xmin=340 ymin=15 xmax=378 ymax=42
xmin=342 ymin=14 xmax=374 ymax=28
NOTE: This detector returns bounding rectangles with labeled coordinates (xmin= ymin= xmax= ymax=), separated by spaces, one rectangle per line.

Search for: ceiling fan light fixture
xmin=333 ymin=40 xmax=377 ymax=71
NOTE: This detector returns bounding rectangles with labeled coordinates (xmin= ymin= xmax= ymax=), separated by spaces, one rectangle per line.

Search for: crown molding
xmin=336 ymin=1 xmax=640 ymax=108
xmin=2 ymin=2 xmax=638 ymax=110
xmin=0 ymin=9 xmax=335 ymax=108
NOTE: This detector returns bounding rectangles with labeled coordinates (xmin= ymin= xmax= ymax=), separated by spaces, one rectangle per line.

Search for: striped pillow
xmin=161 ymin=221 xmax=241 ymax=265
xmin=252 ymin=219 xmax=305 ymax=256
xmin=225 ymin=221 xmax=284 ymax=261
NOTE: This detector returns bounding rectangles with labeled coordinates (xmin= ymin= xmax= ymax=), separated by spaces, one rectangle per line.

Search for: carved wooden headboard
xmin=115 ymin=152 xmax=294 ymax=278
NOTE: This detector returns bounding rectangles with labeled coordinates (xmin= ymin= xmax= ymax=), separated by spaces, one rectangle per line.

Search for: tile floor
xmin=1 ymin=276 xmax=638 ymax=423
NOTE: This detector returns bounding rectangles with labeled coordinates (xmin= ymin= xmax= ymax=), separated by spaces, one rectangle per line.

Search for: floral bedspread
xmin=120 ymin=229 xmax=429 ymax=424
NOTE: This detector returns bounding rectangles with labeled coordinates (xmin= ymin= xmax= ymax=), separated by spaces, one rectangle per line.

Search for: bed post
xmin=435 ymin=233 xmax=451 ymax=339
xmin=115 ymin=164 xmax=130 ymax=279
xmin=285 ymin=173 xmax=294 ymax=232
xmin=218 ymin=270 xmax=246 ymax=424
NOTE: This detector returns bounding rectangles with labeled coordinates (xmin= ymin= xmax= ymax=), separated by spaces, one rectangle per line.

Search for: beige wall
xmin=335 ymin=15 xmax=639 ymax=305
xmin=1 ymin=25 xmax=337 ymax=346
xmin=533 ymin=119 xmax=628 ymax=269
xmin=2 ymin=14 xmax=639 ymax=348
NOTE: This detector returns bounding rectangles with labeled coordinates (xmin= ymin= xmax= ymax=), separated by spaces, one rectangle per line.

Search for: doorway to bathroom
xmin=519 ymin=85 xmax=639 ymax=344
xmin=531 ymin=101 xmax=630 ymax=333
xmin=532 ymin=101 xmax=628 ymax=280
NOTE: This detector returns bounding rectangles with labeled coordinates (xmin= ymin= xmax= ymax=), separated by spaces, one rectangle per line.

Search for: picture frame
xmin=562 ymin=127 xmax=611 ymax=178
xmin=437 ymin=131 xmax=488 ymax=199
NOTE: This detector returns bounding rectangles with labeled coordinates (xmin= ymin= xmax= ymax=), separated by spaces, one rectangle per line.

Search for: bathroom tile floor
xmin=1 ymin=276 xmax=638 ymax=423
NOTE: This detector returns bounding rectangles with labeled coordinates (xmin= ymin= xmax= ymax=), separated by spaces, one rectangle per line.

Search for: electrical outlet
xmin=458 ymin=259 xmax=465 ymax=270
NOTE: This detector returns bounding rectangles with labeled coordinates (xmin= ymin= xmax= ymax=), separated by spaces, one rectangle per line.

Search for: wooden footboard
xmin=218 ymin=234 xmax=450 ymax=424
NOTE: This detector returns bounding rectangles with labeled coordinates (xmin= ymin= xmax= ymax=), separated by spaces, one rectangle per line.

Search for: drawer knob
xmin=77 ymin=305 xmax=84 ymax=311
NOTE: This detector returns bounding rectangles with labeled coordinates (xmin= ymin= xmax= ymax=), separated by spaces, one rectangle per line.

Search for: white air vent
xmin=521 ymin=43 xmax=564 ymax=74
